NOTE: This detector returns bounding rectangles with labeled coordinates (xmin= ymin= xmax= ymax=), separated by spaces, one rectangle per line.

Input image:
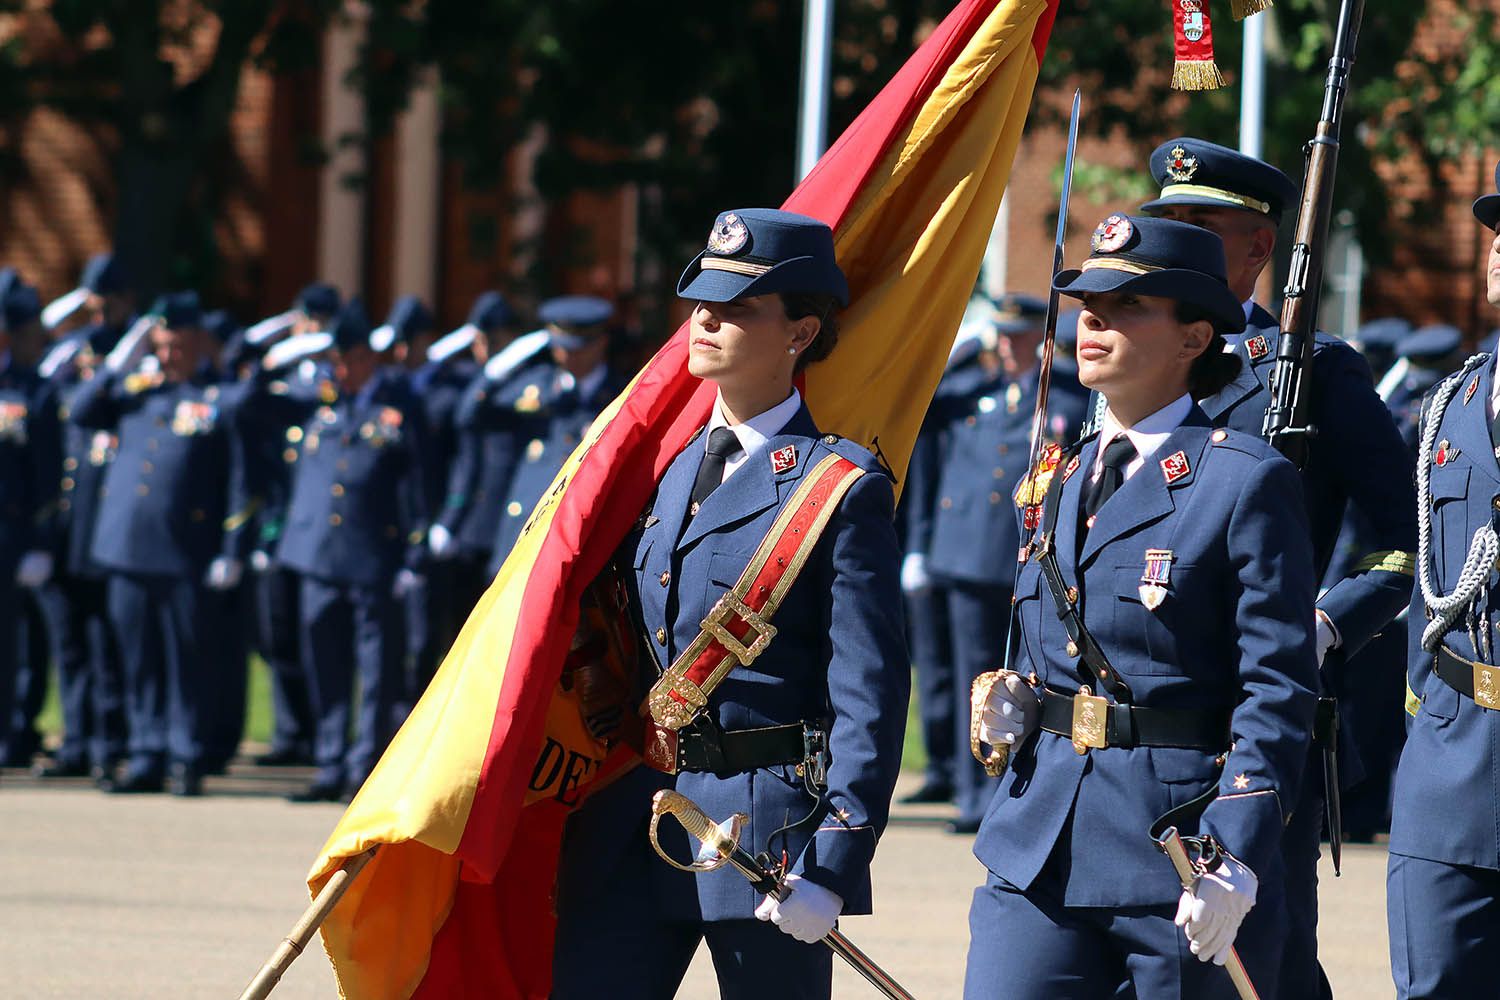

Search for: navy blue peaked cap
xmin=1053 ymin=214 xmax=1245 ymax=334
xmin=202 ymin=308 xmax=240 ymax=345
xmin=991 ymin=292 xmax=1047 ymax=333
xmin=295 ymin=282 xmax=341 ymax=320
xmin=538 ymin=294 xmax=613 ymax=328
xmin=1473 ymin=162 xmax=1500 ymax=231
xmin=1 ymin=282 xmax=40 ymax=330
xmin=678 ymin=208 xmax=848 ymax=306
xmin=148 ymin=290 xmax=202 ymax=330
xmin=371 ymin=294 xmax=435 ymax=351
xmin=1353 ymin=317 xmax=1411 ymax=350
xmin=468 ymin=290 xmax=519 ymax=332
xmin=1398 ymin=324 xmax=1462 ymax=361
xmin=81 ymin=253 xmax=129 ymax=295
xmin=1141 ymin=137 xmax=1298 ymax=224
xmin=329 ymin=298 xmax=372 ymax=351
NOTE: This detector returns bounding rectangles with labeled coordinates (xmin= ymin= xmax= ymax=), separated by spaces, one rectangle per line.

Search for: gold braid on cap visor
xmin=700 ymin=257 xmax=774 ymax=278
xmin=1157 ymin=183 xmax=1271 ymax=215
xmin=1079 ymin=258 xmax=1165 ymax=276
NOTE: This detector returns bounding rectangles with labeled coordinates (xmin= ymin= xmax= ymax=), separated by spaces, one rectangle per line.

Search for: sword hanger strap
xmin=1035 ymin=441 xmax=1135 ymax=705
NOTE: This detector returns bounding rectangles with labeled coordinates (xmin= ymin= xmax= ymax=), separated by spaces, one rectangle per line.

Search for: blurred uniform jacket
xmin=0 ymin=357 xmax=61 ymax=568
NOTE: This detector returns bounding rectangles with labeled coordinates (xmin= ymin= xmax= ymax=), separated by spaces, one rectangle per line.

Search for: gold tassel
xmin=1171 ymin=59 xmax=1226 ymax=91
xmin=1231 ymin=0 xmax=1273 ymax=19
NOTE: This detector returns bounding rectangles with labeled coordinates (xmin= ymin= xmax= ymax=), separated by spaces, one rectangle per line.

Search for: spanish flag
xmin=309 ymin=1 xmax=1058 ymax=995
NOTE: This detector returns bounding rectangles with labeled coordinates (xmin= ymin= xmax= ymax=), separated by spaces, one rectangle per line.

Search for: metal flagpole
xmin=797 ymin=0 xmax=835 ymax=182
xmin=1239 ymin=12 xmax=1265 ymax=158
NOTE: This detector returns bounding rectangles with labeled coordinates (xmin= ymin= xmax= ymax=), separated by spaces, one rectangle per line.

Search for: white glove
xmin=977 ymin=671 xmax=1040 ymax=747
xmin=1174 ymin=855 xmax=1259 ymax=965
xmin=900 ymin=551 xmax=931 ymax=595
xmin=427 ymin=522 xmax=455 ymax=558
xmin=15 ymin=551 xmax=53 ymax=588
xmin=1314 ymin=612 xmax=1339 ymax=667
xmin=204 ymin=556 xmax=244 ymax=591
xmin=392 ymin=568 xmax=422 ymax=599
xmin=249 ymin=549 xmax=271 ymax=573
xmin=754 ymin=874 xmax=844 ymax=944
xmin=103 ymin=318 xmax=153 ymax=374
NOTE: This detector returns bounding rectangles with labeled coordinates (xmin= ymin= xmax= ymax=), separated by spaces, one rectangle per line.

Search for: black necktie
xmin=1490 ymin=405 xmax=1500 ymax=459
xmin=688 ymin=427 xmax=743 ymax=517
xmin=1082 ymin=434 xmax=1138 ymax=529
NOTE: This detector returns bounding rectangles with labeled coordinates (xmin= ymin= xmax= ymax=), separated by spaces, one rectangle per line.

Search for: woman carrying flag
xmin=964 ymin=215 xmax=1318 ymax=998
xmin=550 ymin=208 xmax=908 ymax=1000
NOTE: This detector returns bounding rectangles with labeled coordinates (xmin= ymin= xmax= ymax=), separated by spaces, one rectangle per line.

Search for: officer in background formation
xmin=429 ymin=292 xmax=549 ymax=616
xmin=1129 ymin=137 xmax=1417 ymax=1000
xmin=247 ymin=300 xmax=430 ymax=802
xmin=490 ymin=295 xmax=624 ymax=572
xmin=70 ymin=292 xmax=243 ymax=796
xmin=1386 ymin=324 xmax=1463 ymax=453
xmin=898 ymin=299 xmax=995 ymax=808
xmin=917 ymin=292 xmax=1087 ymax=833
xmin=1387 ymin=163 xmax=1500 ymax=998
xmin=25 ymin=255 xmax=135 ymax=780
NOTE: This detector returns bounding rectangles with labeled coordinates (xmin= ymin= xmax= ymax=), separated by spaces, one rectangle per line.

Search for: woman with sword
xmin=964 ymin=214 xmax=1319 ymax=999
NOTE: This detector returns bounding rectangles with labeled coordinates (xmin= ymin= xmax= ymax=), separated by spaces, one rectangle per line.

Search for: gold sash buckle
xmin=1474 ymin=662 xmax=1500 ymax=710
xmin=700 ymin=593 xmax=778 ymax=666
xmin=1072 ymin=686 xmax=1109 ymax=754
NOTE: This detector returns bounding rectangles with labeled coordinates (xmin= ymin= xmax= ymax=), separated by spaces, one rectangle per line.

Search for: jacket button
xmin=965 ymin=416 xmax=977 ymax=427
xmin=283 ymin=449 xmax=297 ymax=464
xmin=59 ymin=499 xmax=70 ymax=512
xmin=335 ymin=459 xmax=349 ymax=472
xmin=147 ymin=438 xmax=159 ymax=451
xmin=61 ymin=477 xmax=75 ymax=491
xmin=655 ymin=627 xmax=667 ymax=646
xmin=287 ymin=426 xmax=304 ymax=443
xmin=998 ymin=444 xmax=1009 ymax=455
xmin=329 ymin=514 xmax=342 ymax=526
xmin=940 ymin=497 xmax=953 ymax=510
xmin=331 ymin=484 xmax=345 ymax=497
xmin=141 ymin=461 xmax=153 ymax=474
xmin=507 ymin=501 xmax=523 ymax=516
xmin=993 ymin=467 xmax=1005 ymax=478
xmin=659 ymin=571 xmax=671 ymax=587
xmin=136 ymin=484 xmax=149 ymax=496
xmin=989 ymin=492 xmax=1001 ymax=504
xmin=63 ymin=457 xmax=77 ymax=471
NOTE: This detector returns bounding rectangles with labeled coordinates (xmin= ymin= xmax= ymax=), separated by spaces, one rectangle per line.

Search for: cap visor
xmin=1053 ymin=266 xmax=1245 ymax=334
xmin=426 ymin=325 xmax=478 ymax=363
xmin=483 ymin=328 xmax=551 ymax=381
xmin=369 ymin=324 xmax=396 ymax=352
xmin=246 ymin=310 xmax=299 ymax=345
xmin=1140 ymin=194 xmax=1274 ymax=221
xmin=41 ymin=287 xmax=89 ymax=330
xmin=1474 ymin=194 xmax=1500 ymax=231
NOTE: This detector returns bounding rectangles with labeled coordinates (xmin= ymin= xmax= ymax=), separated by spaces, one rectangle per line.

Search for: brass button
xmin=1492 ymin=496 xmax=1500 ymax=512
xmin=989 ymin=491 xmax=1001 ymax=504
xmin=655 ymin=627 xmax=667 ymax=646
xmin=135 ymin=483 xmax=149 ymax=496
xmin=965 ymin=416 xmax=977 ymax=427
xmin=146 ymin=438 xmax=159 ymax=451
xmin=1066 ymin=586 xmax=1079 ymax=603
xmin=998 ymin=444 xmax=1009 ymax=455
xmin=1066 ymin=640 xmax=1079 ymax=657
xmin=190 ymin=509 xmax=205 ymax=522
xmin=659 ymin=571 xmax=671 ymax=587
xmin=335 ymin=459 xmax=349 ymax=472
xmin=329 ymin=513 xmax=342 ymax=526
xmin=1211 ymin=429 xmax=1228 ymax=443
xmin=61 ymin=477 xmax=75 ymax=491
xmin=141 ymin=461 xmax=153 ymax=474
xmin=59 ymin=498 xmax=71 ymax=512
xmin=287 ymin=426 xmax=304 ymax=443
xmin=331 ymin=484 xmax=345 ymax=497
xmin=993 ymin=468 xmax=1005 ymax=478
xmin=507 ymin=501 xmax=523 ymax=516
xmin=63 ymin=457 xmax=78 ymax=471
xmin=940 ymin=497 xmax=953 ymax=510
xmin=282 ymin=448 xmax=297 ymax=464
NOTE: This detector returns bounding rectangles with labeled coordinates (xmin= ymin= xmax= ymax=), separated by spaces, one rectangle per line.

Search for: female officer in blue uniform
xmin=964 ymin=215 xmax=1318 ymax=999
xmin=550 ymin=209 xmax=908 ymax=1000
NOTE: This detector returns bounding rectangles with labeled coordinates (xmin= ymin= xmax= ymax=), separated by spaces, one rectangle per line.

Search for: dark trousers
xmin=906 ymin=584 xmax=956 ymax=790
xmin=107 ymin=572 xmax=218 ymax=773
xmin=34 ymin=572 xmax=124 ymax=768
xmin=1388 ymin=853 xmax=1500 ymax=999
xmin=964 ymin=869 xmax=1284 ymax=1000
xmin=0 ymin=573 xmax=18 ymax=759
xmin=204 ymin=584 xmax=247 ymax=770
xmin=255 ymin=565 xmax=312 ymax=755
xmin=940 ymin=579 xmax=1013 ymax=824
xmin=299 ymin=576 xmax=403 ymax=789
xmin=5 ymin=588 xmax=50 ymax=762
xmin=1340 ymin=626 xmax=1407 ymax=838
xmin=1279 ymin=757 xmax=1335 ymax=1000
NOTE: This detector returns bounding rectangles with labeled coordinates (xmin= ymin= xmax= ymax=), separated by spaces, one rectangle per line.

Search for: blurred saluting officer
xmin=1387 ymin=164 xmax=1500 ymax=998
xmin=251 ymin=300 xmax=430 ymax=802
xmin=552 ymin=207 xmax=907 ymax=1000
xmin=967 ymin=215 xmax=1317 ymax=999
xmin=71 ymin=292 xmax=240 ymax=796
xmin=490 ymin=295 xmax=625 ymax=571
xmin=1131 ymin=138 xmax=1417 ymax=999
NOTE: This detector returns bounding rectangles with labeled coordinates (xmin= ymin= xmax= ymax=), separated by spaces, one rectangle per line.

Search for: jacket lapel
xmin=675 ymin=405 xmax=818 ymax=551
xmin=1057 ymin=437 xmax=1095 ymax=575
xmin=1078 ymin=414 xmax=1210 ymax=567
xmin=653 ymin=428 xmax=703 ymax=549
xmin=1449 ymin=355 xmax=1500 ymax=485
xmin=1199 ymin=344 xmax=1264 ymax=419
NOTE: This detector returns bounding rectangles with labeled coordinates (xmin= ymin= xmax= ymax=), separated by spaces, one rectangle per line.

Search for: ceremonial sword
xmin=1155 ymin=826 xmax=1261 ymax=1000
xmin=970 ymin=88 xmax=1082 ymax=777
xmin=650 ymin=789 xmax=917 ymax=1000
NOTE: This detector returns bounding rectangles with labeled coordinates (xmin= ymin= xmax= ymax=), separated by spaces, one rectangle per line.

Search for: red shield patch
xmin=770 ymin=444 xmax=797 ymax=474
xmin=1465 ymin=376 xmax=1480 ymax=405
xmin=1159 ymin=450 xmax=1190 ymax=483
xmin=1062 ymin=455 xmax=1081 ymax=482
xmin=1246 ymin=336 xmax=1270 ymax=361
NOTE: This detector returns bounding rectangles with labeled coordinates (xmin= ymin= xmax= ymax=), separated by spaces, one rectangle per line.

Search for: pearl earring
xmin=787 ymin=347 xmax=797 ymax=355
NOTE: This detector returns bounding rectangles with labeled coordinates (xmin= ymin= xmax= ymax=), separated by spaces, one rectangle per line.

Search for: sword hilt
xmin=969 ymin=670 xmax=1013 ymax=777
xmin=1155 ymin=826 xmax=1261 ymax=1000
xmin=648 ymin=789 xmax=746 ymax=874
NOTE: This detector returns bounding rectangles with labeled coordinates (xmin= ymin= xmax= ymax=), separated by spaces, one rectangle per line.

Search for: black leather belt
xmin=1038 ymin=687 xmax=1231 ymax=751
xmin=673 ymin=718 xmax=822 ymax=776
xmin=1435 ymin=646 xmax=1500 ymax=710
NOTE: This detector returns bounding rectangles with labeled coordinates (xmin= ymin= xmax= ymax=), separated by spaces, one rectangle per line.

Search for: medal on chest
xmin=0 ymin=400 xmax=28 ymax=444
xmin=1138 ymin=548 xmax=1174 ymax=610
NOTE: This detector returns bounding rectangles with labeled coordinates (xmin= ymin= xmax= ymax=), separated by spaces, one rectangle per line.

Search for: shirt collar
xmin=1242 ymin=298 xmax=1256 ymax=320
xmin=1098 ymin=393 xmax=1192 ymax=465
xmin=707 ymin=387 xmax=803 ymax=460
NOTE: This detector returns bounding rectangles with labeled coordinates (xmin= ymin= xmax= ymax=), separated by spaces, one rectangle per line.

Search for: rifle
xmin=1260 ymin=0 xmax=1366 ymax=468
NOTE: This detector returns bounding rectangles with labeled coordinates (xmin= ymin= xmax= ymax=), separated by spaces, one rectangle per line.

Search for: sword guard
xmin=969 ymin=670 xmax=1013 ymax=777
xmin=648 ymin=789 xmax=746 ymax=873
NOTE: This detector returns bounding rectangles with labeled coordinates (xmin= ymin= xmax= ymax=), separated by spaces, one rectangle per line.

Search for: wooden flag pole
xmin=237 ymin=847 xmax=379 ymax=1000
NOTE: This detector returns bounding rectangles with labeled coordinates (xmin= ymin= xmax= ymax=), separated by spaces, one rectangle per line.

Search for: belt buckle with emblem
xmin=1071 ymin=685 xmax=1108 ymax=754
xmin=1139 ymin=548 xmax=1173 ymax=610
xmin=643 ymin=722 xmax=680 ymax=774
xmin=1474 ymin=661 xmax=1500 ymax=710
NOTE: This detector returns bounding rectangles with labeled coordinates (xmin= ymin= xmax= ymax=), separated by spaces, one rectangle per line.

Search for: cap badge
xmin=1091 ymin=215 xmax=1133 ymax=254
xmin=1165 ymin=144 xmax=1199 ymax=183
xmin=1246 ymin=335 xmax=1270 ymax=361
xmin=1160 ymin=450 xmax=1190 ymax=483
xmin=771 ymin=444 xmax=797 ymax=474
xmin=707 ymin=212 xmax=750 ymax=255
xmin=1139 ymin=548 xmax=1173 ymax=610
xmin=1465 ymin=376 xmax=1480 ymax=405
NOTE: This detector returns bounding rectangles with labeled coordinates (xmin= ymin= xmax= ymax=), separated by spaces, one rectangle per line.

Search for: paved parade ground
xmin=1 ymin=768 xmax=1393 ymax=998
